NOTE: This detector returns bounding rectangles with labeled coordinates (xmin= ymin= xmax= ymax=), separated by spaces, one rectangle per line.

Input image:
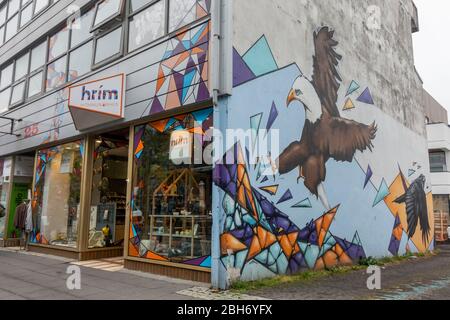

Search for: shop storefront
xmin=0 ymin=0 xmax=215 ymax=282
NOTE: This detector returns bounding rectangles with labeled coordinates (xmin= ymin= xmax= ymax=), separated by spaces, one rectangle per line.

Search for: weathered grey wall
xmin=233 ymin=0 xmax=425 ymax=135
xmin=423 ymin=90 xmax=449 ymax=124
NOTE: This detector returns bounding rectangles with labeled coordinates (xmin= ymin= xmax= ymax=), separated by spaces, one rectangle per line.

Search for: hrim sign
xmin=68 ymin=74 xmax=125 ymax=131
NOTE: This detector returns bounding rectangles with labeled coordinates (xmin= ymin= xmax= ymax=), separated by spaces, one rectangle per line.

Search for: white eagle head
xmin=287 ymin=76 xmax=322 ymax=122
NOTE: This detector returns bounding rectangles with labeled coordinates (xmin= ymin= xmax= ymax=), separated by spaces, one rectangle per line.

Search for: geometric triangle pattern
xmin=147 ymin=20 xmax=211 ymax=117
xmin=388 ymin=215 xmax=403 ymax=256
xmin=343 ymin=97 xmax=355 ymax=111
xmin=214 ymin=143 xmax=366 ymax=277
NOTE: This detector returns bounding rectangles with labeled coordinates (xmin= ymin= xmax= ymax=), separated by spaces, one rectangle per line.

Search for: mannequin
xmin=13 ymin=192 xmax=33 ymax=250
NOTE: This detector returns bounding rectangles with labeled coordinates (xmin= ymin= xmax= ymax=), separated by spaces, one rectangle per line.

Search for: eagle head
xmin=287 ymin=76 xmax=322 ymax=122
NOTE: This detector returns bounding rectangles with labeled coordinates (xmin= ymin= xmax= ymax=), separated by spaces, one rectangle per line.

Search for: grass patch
xmin=230 ymin=250 xmax=436 ymax=292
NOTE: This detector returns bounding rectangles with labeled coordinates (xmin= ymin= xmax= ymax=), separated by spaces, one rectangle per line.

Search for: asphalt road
xmin=249 ymin=244 xmax=450 ymax=300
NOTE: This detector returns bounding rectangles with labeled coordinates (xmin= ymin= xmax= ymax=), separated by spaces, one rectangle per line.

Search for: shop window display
xmin=130 ymin=109 xmax=213 ymax=267
xmin=88 ymin=131 xmax=129 ymax=249
xmin=31 ymin=141 xmax=83 ymax=248
xmin=0 ymin=158 xmax=12 ymax=239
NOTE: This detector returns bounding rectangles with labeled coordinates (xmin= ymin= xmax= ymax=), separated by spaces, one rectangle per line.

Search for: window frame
xmin=90 ymin=0 xmax=125 ymax=33
xmin=92 ymin=20 xmax=125 ymax=70
xmin=430 ymin=150 xmax=448 ymax=173
xmin=127 ymin=0 xmax=169 ymax=54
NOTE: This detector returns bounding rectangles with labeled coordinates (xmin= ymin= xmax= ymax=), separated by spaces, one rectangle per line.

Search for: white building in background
xmin=425 ymin=90 xmax=450 ymax=218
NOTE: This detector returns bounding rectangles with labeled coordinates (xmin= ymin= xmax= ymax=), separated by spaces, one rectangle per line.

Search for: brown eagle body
xmin=277 ymin=27 xmax=377 ymax=198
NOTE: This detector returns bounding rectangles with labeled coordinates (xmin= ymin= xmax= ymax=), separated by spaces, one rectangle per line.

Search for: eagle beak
xmin=287 ymin=89 xmax=296 ymax=107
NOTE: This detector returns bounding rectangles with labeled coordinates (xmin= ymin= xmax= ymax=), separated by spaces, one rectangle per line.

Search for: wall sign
xmin=69 ymin=74 xmax=125 ymax=131
xmin=169 ymin=130 xmax=193 ymax=164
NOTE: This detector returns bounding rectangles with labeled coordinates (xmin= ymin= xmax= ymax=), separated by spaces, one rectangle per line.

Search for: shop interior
xmin=89 ymin=129 xmax=129 ymax=249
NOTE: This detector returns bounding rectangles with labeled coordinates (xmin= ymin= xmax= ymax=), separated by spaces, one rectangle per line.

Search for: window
xmin=28 ymin=71 xmax=43 ymax=97
xmin=46 ymin=56 xmax=66 ymax=91
xmin=70 ymin=8 xmax=94 ymax=48
xmin=15 ymin=52 xmax=29 ymax=81
xmin=130 ymin=110 xmax=213 ymax=264
xmin=169 ymin=0 xmax=204 ymax=32
xmin=128 ymin=0 xmax=165 ymax=52
xmin=34 ymin=0 xmax=49 ymax=15
xmin=0 ymin=0 xmax=57 ymax=48
xmin=48 ymin=27 xmax=69 ymax=60
xmin=32 ymin=141 xmax=84 ymax=248
xmin=430 ymin=151 xmax=447 ymax=173
xmin=68 ymin=41 xmax=93 ymax=81
xmin=94 ymin=26 xmax=122 ymax=64
xmin=30 ymin=41 xmax=46 ymax=72
xmin=92 ymin=0 xmax=124 ymax=30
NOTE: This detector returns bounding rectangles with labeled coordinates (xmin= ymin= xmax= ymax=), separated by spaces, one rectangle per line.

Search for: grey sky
xmin=413 ymin=0 xmax=450 ymax=116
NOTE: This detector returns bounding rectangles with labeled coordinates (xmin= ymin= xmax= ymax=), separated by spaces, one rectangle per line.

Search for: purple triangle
xmin=149 ymin=98 xmax=164 ymax=115
xmin=183 ymin=256 xmax=207 ymax=266
xmin=134 ymin=126 xmax=145 ymax=151
xmin=196 ymin=81 xmax=210 ymax=102
xmin=364 ymin=165 xmax=373 ymax=189
xmin=233 ymin=48 xmax=256 ymax=87
xmin=173 ymin=71 xmax=185 ymax=102
xmin=357 ymin=87 xmax=374 ymax=105
xmin=277 ymin=189 xmax=293 ymax=204
xmin=266 ymin=102 xmax=279 ymax=132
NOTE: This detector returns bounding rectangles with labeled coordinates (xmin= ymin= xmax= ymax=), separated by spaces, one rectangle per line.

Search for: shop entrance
xmin=7 ymin=154 xmax=34 ymax=240
xmin=88 ymin=129 xmax=129 ymax=251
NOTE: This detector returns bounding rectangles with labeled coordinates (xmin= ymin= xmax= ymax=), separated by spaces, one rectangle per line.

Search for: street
xmin=2 ymin=246 xmax=450 ymax=300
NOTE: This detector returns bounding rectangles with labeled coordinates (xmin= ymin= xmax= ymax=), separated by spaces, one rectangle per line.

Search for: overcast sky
xmin=413 ymin=0 xmax=450 ymax=116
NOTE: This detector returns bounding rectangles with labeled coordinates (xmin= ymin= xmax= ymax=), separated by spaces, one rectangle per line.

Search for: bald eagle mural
xmin=277 ymin=27 xmax=378 ymax=210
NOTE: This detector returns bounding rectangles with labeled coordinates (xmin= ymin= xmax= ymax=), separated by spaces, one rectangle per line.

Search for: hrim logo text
xmin=81 ymin=85 xmax=119 ymax=101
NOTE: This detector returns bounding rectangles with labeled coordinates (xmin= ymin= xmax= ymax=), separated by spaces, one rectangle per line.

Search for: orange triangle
xmin=150 ymin=119 xmax=169 ymax=133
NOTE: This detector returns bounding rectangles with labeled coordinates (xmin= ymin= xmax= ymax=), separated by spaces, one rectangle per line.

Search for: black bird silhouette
xmin=394 ymin=173 xmax=430 ymax=244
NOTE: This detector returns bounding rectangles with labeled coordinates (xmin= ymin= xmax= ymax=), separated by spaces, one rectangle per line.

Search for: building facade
xmin=425 ymin=92 xmax=450 ymax=226
xmin=0 ymin=0 xmax=433 ymax=289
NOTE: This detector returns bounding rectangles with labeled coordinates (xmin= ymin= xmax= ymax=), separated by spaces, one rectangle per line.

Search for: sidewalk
xmin=0 ymin=247 xmax=205 ymax=300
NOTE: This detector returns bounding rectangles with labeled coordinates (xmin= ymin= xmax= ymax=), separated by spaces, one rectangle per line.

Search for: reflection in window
xmin=46 ymin=56 xmax=67 ymax=91
xmin=169 ymin=0 xmax=207 ymax=32
xmin=94 ymin=27 xmax=122 ymax=64
xmin=70 ymin=8 xmax=94 ymax=48
xmin=20 ymin=3 xmax=33 ymax=27
xmin=0 ymin=88 xmax=11 ymax=112
xmin=131 ymin=109 xmax=213 ymax=263
xmin=69 ymin=41 xmax=93 ymax=81
xmin=10 ymin=81 xmax=25 ymax=105
xmin=5 ymin=14 xmax=18 ymax=41
xmin=430 ymin=151 xmax=447 ymax=173
xmin=93 ymin=0 xmax=122 ymax=29
xmin=28 ymin=71 xmax=43 ymax=97
xmin=130 ymin=0 xmax=152 ymax=12
xmin=128 ymin=0 xmax=165 ymax=52
xmin=0 ymin=63 xmax=13 ymax=89
xmin=49 ymin=28 xmax=69 ymax=60
xmin=15 ymin=53 xmax=30 ymax=80
xmin=34 ymin=0 xmax=49 ymax=15
xmin=32 ymin=141 xmax=84 ymax=248
xmin=30 ymin=41 xmax=46 ymax=72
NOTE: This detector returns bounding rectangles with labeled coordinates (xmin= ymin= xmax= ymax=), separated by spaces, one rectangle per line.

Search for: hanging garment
xmin=25 ymin=203 xmax=33 ymax=232
xmin=13 ymin=202 xmax=28 ymax=230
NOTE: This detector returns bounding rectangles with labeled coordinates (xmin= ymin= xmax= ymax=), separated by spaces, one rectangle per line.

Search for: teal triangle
xmin=242 ymin=36 xmax=278 ymax=76
xmin=182 ymin=70 xmax=196 ymax=102
xmin=250 ymin=113 xmax=263 ymax=152
xmin=304 ymin=244 xmax=320 ymax=269
xmin=346 ymin=80 xmax=360 ymax=96
xmin=200 ymin=256 xmax=211 ymax=268
xmin=292 ymin=198 xmax=312 ymax=208
xmin=373 ymin=178 xmax=390 ymax=206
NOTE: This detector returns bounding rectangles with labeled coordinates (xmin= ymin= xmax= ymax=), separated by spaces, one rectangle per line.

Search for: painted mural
xmin=215 ymin=27 xmax=434 ymax=282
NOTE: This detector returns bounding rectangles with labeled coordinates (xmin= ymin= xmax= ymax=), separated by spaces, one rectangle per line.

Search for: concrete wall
xmin=213 ymin=0 xmax=434 ymax=287
xmin=423 ymin=90 xmax=449 ymax=124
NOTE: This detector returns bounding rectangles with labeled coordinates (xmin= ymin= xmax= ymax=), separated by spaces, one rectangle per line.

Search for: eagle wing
xmin=315 ymin=116 xmax=377 ymax=162
xmin=396 ymin=178 xmax=431 ymax=243
xmin=277 ymin=121 xmax=313 ymax=175
xmin=311 ymin=27 xmax=342 ymax=118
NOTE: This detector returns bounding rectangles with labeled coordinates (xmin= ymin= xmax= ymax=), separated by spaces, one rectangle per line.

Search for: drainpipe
xmin=210 ymin=0 xmax=233 ymax=290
